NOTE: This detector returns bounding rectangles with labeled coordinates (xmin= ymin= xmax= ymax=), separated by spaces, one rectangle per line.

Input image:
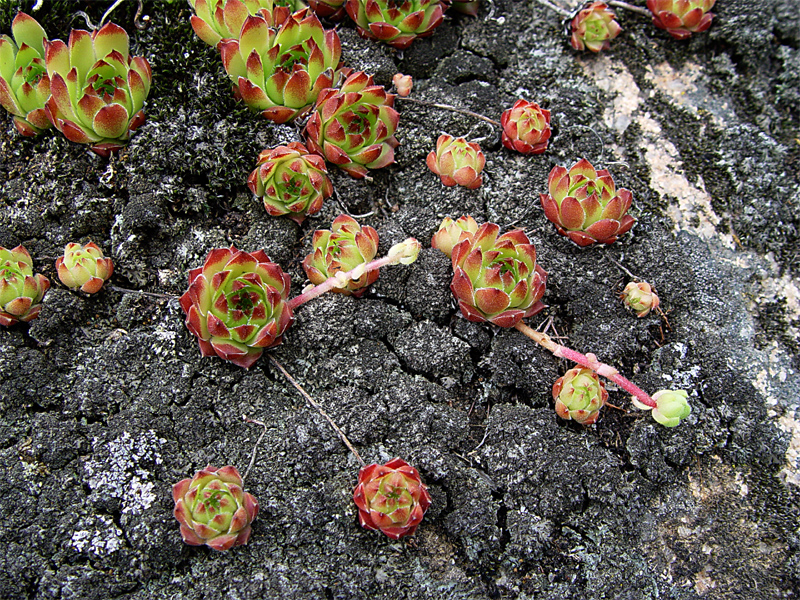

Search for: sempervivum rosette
xmin=568 ymin=2 xmax=622 ymax=53
xmin=647 ymin=0 xmax=715 ymax=40
xmin=173 ymin=465 xmax=259 ymax=551
xmin=179 ymin=246 xmax=294 ymax=368
xmin=43 ymin=22 xmax=152 ymax=157
xmin=302 ymin=215 xmax=380 ymax=296
xmin=304 ymin=70 xmax=399 ymax=178
xmin=353 ymin=458 xmax=431 ymax=540
xmin=553 ymin=366 xmax=608 ymax=425
xmin=345 ymin=0 xmax=446 ymax=50
xmin=247 ymin=141 xmax=333 ymax=223
xmin=426 ymin=134 xmax=485 ymax=189
xmin=0 ymin=12 xmax=52 ymax=136
xmin=220 ymin=9 xmax=342 ymax=124
xmin=430 ymin=215 xmax=478 ymax=258
xmin=449 ymin=222 xmax=547 ymax=328
xmin=620 ymin=281 xmax=659 ymax=317
xmin=500 ymin=99 xmax=551 ymax=155
xmin=189 ymin=0 xmax=306 ymax=47
xmin=540 ymin=158 xmax=635 ymax=247
xmin=0 ymin=245 xmax=49 ymax=326
xmin=55 ymin=242 xmax=113 ymax=294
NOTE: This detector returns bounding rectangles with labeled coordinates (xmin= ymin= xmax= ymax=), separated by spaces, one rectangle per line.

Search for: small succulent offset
xmin=633 ymin=389 xmax=691 ymax=427
xmin=302 ymin=215 xmax=380 ymax=296
xmin=44 ymin=22 xmax=152 ymax=157
xmin=55 ymin=242 xmax=114 ymax=294
xmin=0 ymin=245 xmax=49 ymax=326
xmin=391 ymin=72 xmax=412 ymax=97
xmin=647 ymin=0 xmax=715 ymax=40
xmin=426 ymin=134 xmax=485 ymax=190
xmin=173 ymin=465 xmax=259 ymax=551
xmin=0 ymin=12 xmax=52 ymax=136
xmin=430 ymin=215 xmax=478 ymax=258
xmin=540 ymin=158 xmax=635 ymax=247
xmin=180 ymin=246 xmax=295 ymax=368
xmin=189 ymin=0 xmax=306 ymax=47
xmin=437 ymin=220 xmax=548 ymax=328
xmin=500 ymin=99 xmax=551 ymax=155
xmin=220 ymin=9 xmax=342 ymax=124
xmin=345 ymin=0 xmax=446 ymax=50
xmin=247 ymin=141 xmax=333 ymax=224
xmin=553 ymin=366 xmax=608 ymax=425
xmin=304 ymin=70 xmax=399 ymax=178
xmin=568 ymin=2 xmax=622 ymax=53
xmin=353 ymin=458 xmax=431 ymax=540
xmin=620 ymin=281 xmax=660 ymax=317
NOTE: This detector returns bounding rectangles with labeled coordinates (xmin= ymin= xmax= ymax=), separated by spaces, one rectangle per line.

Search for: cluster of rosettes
xmin=568 ymin=2 xmax=622 ymax=53
xmin=189 ymin=0 xmax=306 ymax=46
xmin=647 ymin=0 xmax=715 ymax=40
xmin=173 ymin=465 xmax=259 ymax=551
xmin=433 ymin=218 xmax=548 ymax=328
xmin=540 ymin=159 xmax=635 ymax=247
xmin=302 ymin=215 xmax=380 ymax=296
xmin=56 ymin=242 xmax=114 ymax=294
xmin=553 ymin=366 xmax=608 ymax=425
xmin=0 ymin=245 xmax=49 ymax=326
xmin=179 ymin=246 xmax=295 ymax=369
xmin=0 ymin=13 xmax=152 ymax=155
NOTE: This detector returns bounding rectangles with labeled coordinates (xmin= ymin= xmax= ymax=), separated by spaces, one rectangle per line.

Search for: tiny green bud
xmin=643 ymin=389 xmax=691 ymax=427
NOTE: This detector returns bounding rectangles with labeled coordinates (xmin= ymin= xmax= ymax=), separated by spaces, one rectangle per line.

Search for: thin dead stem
xmin=242 ymin=416 xmax=268 ymax=482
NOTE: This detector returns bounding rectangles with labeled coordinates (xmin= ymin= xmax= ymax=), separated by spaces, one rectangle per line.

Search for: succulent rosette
xmin=247 ymin=141 xmax=333 ymax=223
xmin=0 ymin=245 xmax=50 ymax=326
xmin=302 ymin=215 xmax=380 ymax=296
xmin=448 ymin=0 xmax=480 ymax=17
xmin=647 ymin=0 xmax=715 ymax=40
xmin=430 ymin=215 xmax=478 ymax=258
xmin=621 ymin=281 xmax=660 ymax=317
xmin=500 ymin=99 xmax=551 ymax=155
xmin=633 ymin=389 xmax=691 ymax=427
xmin=540 ymin=158 xmax=635 ymax=247
xmin=173 ymin=465 xmax=259 ymax=551
xmin=568 ymin=2 xmax=622 ymax=53
xmin=43 ymin=22 xmax=152 ymax=157
xmin=179 ymin=246 xmax=294 ymax=368
xmin=0 ymin=12 xmax=52 ymax=136
xmin=426 ymin=134 xmax=485 ymax=189
xmin=345 ymin=0 xmax=446 ymax=50
xmin=304 ymin=70 xmax=399 ymax=178
xmin=189 ymin=0 xmax=307 ymax=47
xmin=219 ymin=9 xmax=342 ymax=124
xmin=353 ymin=458 xmax=431 ymax=540
xmin=553 ymin=366 xmax=608 ymax=425
xmin=55 ymin=242 xmax=113 ymax=294
xmin=449 ymin=222 xmax=547 ymax=328
xmin=308 ymin=0 xmax=348 ymax=20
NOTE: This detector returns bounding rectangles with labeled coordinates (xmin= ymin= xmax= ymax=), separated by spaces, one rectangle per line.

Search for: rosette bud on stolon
xmin=189 ymin=0 xmax=306 ymax=47
xmin=179 ymin=246 xmax=294 ymax=368
xmin=568 ymin=2 xmax=622 ymax=53
xmin=345 ymin=0 xmax=446 ymax=50
xmin=353 ymin=458 xmax=431 ymax=540
xmin=43 ymin=22 xmax=152 ymax=157
xmin=620 ymin=281 xmax=659 ymax=317
xmin=247 ymin=141 xmax=333 ymax=223
xmin=647 ymin=0 xmax=715 ymax=40
xmin=553 ymin=366 xmax=608 ymax=425
xmin=304 ymin=70 xmax=399 ymax=178
xmin=540 ymin=158 xmax=635 ymax=246
xmin=173 ymin=465 xmax=259 ymax=551
xmin=426 ymin=134 xmax=485 ymax=189
xmin=500 ymin=99 xmax=551 ymax=155
xmin=0 ymin=245 xmax=49 ymax=326
xmin=430 ymin=215 xmax=478 ymax=259
xmin=0 ymin=12 xmax=52 ymax=136
xmin=302 ymin=215 xmax=380 ymax=296
xmin=55 ymin=242 xmax=113 ymax=294
xmin=449 ymin=223 xmax=547 ymax=328
xmin=633 ymin=389 xmax=691 ymax=427
xmin=219 ymin=9 xmax=342 ymax=123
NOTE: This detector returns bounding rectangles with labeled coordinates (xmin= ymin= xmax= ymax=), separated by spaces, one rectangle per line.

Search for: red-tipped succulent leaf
xmin=353 ymin=458 xmax=431 ymax=540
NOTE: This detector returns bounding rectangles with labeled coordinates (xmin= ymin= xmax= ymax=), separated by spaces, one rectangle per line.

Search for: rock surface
xmin=0 ymin=0 xmax=798 ymax=598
